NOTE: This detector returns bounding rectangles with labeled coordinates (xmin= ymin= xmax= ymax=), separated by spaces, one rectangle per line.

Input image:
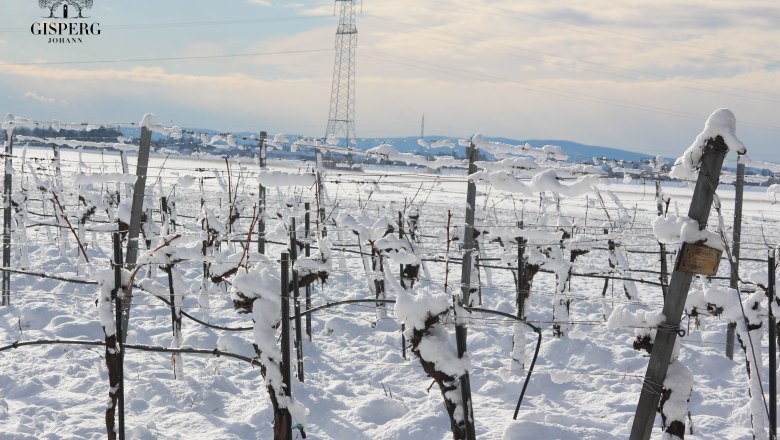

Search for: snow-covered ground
xmin=0 ymin=144 xmax=778 ymax=440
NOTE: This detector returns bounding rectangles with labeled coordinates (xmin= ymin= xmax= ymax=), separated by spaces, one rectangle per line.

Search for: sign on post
xmin=676 ymin=243 xmax=723 ymax=276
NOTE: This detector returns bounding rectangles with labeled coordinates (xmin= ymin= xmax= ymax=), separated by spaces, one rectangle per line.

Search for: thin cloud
xmin=23 ymin=91 xmax=57 ymax=105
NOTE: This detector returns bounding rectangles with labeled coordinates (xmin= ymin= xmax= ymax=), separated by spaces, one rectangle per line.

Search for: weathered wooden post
xmin=280 ymin=252 xmax=293 ymax=439
xmin=655 ymin=178 xmax=669 ymax=296
xmin=726 ymin=151 xmax=746 ymax=359
xmin=630 ymin=135 xmax=729 ymax=440
xmin=52 ymin=143 xmax=62 ymax=188
xmin=316 ymin=149 xmax=327 ymax=237
xmin=769 ymin=251 xmax=777 ymax=440
xmin=397 ymin=210 xmax=409 ymax=359
xmin=510 ymin=225 xmax=529 ymax=371
xmin=121 ymin=124 xmax=152 ymax=341
xmin=517 ymin=233 xmax=526 ymax=320
xmin=1 ymin=128 xmax=12 ymax=306
xmin=119 ymin=151 xmax=130 ymax=198
xmin=257 ymin=131 xmax=267 ymax=254
xmin=111 ymin=231 xmax=125 ymax=440
xmin=161 ymin=197 xmax=170 ymax=236
xmin=165 ymin=264 xmax=183 ymax=379
xmin=304 ymin=202 xmax=312 ymax=340
xmin=290 ymin=217 xmax=304 ymax=382
xmin=455 ymin=139 xmax=479 ymax=440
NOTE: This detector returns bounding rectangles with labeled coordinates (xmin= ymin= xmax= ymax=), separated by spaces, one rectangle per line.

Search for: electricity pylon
xmin=325 ymin=0 xmax=357 ymax=146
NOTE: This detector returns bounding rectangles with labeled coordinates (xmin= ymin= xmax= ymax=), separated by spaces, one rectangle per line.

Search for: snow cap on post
xmin=470 ymin=134 xmax=482 ymax=150
xmin=670 ymin=108 xmax=746 ymax=180
xmin=139 ymin=113 xmax=182 ymax=138
xmin=139 ymin=113 xmax=157 ymax=130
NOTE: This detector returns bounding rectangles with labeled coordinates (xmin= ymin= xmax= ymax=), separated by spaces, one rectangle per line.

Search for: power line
xmin=362 ymin=14 xmax=780 ymax=104
xmin=360 ymin=49 xmax=780 ymax=133
xmin=0 ymin=48 xmax=333 ymax=67
xmin=427 ymin=0 xmax=775 ymax=68
xmin=0 ymin=15 xmax=332 ymax=33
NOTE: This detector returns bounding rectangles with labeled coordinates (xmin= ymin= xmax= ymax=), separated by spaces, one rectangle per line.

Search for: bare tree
xmin=70 ymin=0 xmax=93 ymax=18
xmin=39 ymin=0 xmax=61 ymax=18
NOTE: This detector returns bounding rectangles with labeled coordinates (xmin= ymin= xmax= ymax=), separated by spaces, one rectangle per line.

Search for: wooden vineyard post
xmin=161 ymin=197 xmax=170 ymax=235
xmin=280 ymin=252 xmax=293 ymax=439
xmin=769 ymin=252 xmax=777 ymax=440
xmin=165 ymin=264 xmax=183 ymax=379
xmin=455 ymin=140 xmax=479 ymax=440
xmin=258 ymin=131 xmax=267 ymax=254
xmin=121 ymin=124 xmax=152 ymax=342
xmin=290 ymin=217 xmax=304 ymax=382
xmin=316 ymin=150 xmax=327 ymax=237
xmin=726 ymin=151 xmax=746 ymax=360
xmin=516 ymin=231 xmax=526 ymax=320
xmin=655 ymin=178 xmax=669 ymax=297
xmin=630 ymin=136 xmax=728 ymax=440
xmin=52 ymin=143 xmax=62 ymax=187
xmin=111 ymin=232 xmax=125 ymax=440
xmin=2 ymin=128 xmax=12 ymax=306
xmin=199 ymin=177 xmax=210 ymax=321
xmin=399 ymin=210 xmax=407 ymax=360
xmin=119 ymin=150 xmax=130 ymax=199
xmin=511 ymin=227 xmax=530 ymax=371
xmin=304 ymin=203 xmax=312 ymax=340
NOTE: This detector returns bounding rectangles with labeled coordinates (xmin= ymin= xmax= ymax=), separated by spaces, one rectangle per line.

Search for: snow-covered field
xmin=0 ymin=141 xmax=778 ymax=440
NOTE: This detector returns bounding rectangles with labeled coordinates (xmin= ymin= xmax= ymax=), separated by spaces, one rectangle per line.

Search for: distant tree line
xmin=14 ymin=126 xmax=123 ymax=141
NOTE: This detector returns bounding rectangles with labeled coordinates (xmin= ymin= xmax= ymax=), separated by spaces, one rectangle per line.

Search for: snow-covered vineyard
xmin=0 ymin=109 xmax=778 ymax=439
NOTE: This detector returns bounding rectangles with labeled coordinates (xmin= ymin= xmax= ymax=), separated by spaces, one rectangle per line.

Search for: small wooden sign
xmin=676 ymin=242 xmax=723 ymax=276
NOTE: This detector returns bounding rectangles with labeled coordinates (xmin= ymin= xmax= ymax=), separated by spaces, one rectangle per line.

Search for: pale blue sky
xmin=2 ymin=0 xmax=779 ymax=161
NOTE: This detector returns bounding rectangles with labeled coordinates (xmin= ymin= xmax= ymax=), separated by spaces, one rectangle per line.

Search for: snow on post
xmin=669 ymin=108 xmax=746 ymax=181
xmin=94 ymin=264 xmax=130 ymax=440
xmin=631 ymin=109 xmax=733 ymax=440
xmin=767 ymin=184 xmax=780 ymax=203
xmin=139 ymin=113 xmax=183 ymax=139
xmin=231 ymin=262 xmax=308 ymax=437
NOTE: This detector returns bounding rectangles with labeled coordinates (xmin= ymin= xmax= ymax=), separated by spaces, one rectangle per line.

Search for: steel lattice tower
xmin=325 ymin=0 xmax=357 ymax=146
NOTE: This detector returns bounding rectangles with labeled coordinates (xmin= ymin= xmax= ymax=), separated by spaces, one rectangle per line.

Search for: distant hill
xmin=354 ymin=136 xmax=655 ymax=163
xmin=517 ymin=139 xmax=656 ymax=163
xmin=118 ymin=126 xmax=656 ymax=164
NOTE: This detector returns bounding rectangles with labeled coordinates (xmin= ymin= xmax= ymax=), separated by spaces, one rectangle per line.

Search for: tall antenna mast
xmin=325 ymin=0 xmax=357 ymax=147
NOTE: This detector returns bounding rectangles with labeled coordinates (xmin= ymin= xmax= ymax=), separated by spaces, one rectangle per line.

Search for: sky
xmin=1 ymin=0 xmax=779 ymax=162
